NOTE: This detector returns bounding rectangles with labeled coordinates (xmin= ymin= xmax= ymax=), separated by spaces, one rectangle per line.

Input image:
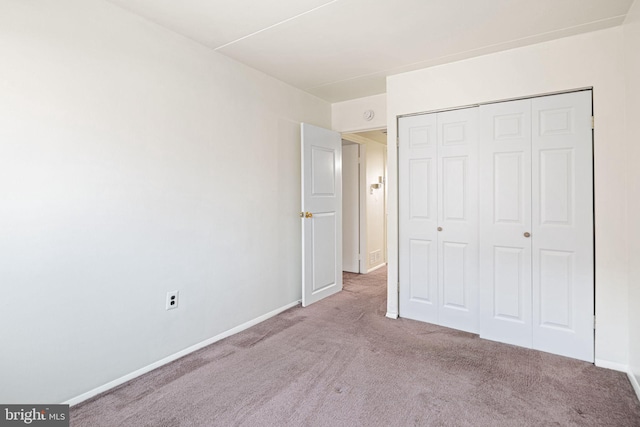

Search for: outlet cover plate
xmin=166 ymin=290 xmax=179 ymax=310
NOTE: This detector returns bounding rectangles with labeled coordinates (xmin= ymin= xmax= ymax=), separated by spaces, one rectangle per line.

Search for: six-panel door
xmin=531 ymin=91 xmax=594 ymax=362
xmin=399 ymin=108 xmax=479 ymax=333
xmin=436 ymin=108 xmax=479 ymax=333
xmin=399 ymin=113 xmax=439 ymax=323
xmin=479 ymin=99 xmax=533 ymax=348
xmin=400 ymin=91 xmax=594 ymax=362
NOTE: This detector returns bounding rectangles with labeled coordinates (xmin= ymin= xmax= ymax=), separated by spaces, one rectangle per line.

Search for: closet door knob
xmin=524 ymin=232 xmax=531 ymax=238
xmin=437 ymin=227 xmax=443 ymax=232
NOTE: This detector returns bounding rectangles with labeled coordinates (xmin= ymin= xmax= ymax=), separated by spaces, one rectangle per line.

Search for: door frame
xmin=389 ymin=87 xmax=596 ymax=327
xmin=341 ymin=140 xmax=361 ymax=273
xmin=342 ymin=129 xmax=387 ymax=274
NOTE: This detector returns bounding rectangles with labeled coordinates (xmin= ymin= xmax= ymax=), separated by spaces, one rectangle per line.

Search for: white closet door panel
xmin=479 ymin=99 xmax=533 ymax=347
xmin=532 ymin=91 xmax=594 ymax=362
xmin=408 ymin=239 xmax=436 ymax=303
xmin=399 ymin=114 xmax=438 ymax=323
xmin=442 ymin=241 xmax=467 ymax=308
xmin=492 ymin=246 xmax=526 ymax=318
xmin=437 ymin=108 xmax=479 ymax=333
xmin=442 ymin=156 xmax=467 ymax=220
xmin=409 ymin=158 xmax=433 ymax=219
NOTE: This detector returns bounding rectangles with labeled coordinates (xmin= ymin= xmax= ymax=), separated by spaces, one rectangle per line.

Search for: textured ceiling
xmin=106 ymin=0 xmax=634 ymax=102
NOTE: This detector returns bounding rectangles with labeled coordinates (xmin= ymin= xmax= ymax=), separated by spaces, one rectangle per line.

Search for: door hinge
xmin=591 ymin=116 xmax=594 ymax=130
xmin=396 ymin=136 xmax=400 ymax=147
xmin=593 ymin=315 xmax=596 ymax=330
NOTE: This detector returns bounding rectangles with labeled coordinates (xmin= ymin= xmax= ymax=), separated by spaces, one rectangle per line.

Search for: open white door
xmin=301 ymin=123 xmax=342 ymax=307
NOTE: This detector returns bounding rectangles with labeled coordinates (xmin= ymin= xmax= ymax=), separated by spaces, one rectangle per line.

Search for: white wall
xmin=387 ymin=27 xmax=629 ymax=366
xmin=0 ymin=0 xmax=330 ymax=404
xmin=332 ymin=94 xmax=387 ymax=132
xmin=364 ymin=140 xmax=387 ymax=271
xmin=624 ymin=0 xmax=640 ymax=394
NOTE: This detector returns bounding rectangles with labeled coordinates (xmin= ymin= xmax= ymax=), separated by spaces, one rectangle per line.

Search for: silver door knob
xmin=437 ymin=227 xmax=443 ymax=232
xmin=524 ymin=232 xmax=531 ymax=238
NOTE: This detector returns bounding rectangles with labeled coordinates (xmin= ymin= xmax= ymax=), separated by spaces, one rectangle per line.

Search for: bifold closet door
xmin=479 ymin=91 xmax=594 ymax=362
xmin=399 ymin=108 xmax=478 ymax=333
xmin=399 ymin=113 xmax=439 ymax=323
xmin=437 ymin=108 xmax=478 ymax=333
xmin=479 ymin=99 xmax=533 ymax=348
xmin=531 ymin=91 xmax=594 ymax=362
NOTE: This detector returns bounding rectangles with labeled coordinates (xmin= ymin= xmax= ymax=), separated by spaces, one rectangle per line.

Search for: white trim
xmin=386 ymin=311 xmax=398 ymax=319
xmin=366 ymin=262 xmax=387 ymax=273
xmin=342 ymin=133 xmax=382 ymax=145
xmin=628 ymin=371 xmax=640 ymax=403
xmin=337 ymin=125 xmax=387 ymax=134
xmin=594 ymin=358 xmax=628 ymax=372
xmin=359 ymin=144 xmax=368 ymax=274
xmin=63 ymin=300 xmax=301 ymax=406
xmin=396 ymin=87 xmax=593 ymax=119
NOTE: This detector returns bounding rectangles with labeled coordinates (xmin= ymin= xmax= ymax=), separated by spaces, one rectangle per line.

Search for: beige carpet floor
xmin=71 ymin=267 xmax=640 ymax=426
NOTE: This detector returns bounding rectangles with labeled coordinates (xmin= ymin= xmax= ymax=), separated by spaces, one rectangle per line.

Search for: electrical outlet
xmin=166 ymin=291 xmax=179 ymax=310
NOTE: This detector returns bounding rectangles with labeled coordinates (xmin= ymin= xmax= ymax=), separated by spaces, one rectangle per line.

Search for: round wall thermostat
xmin=363 ymin=110 xmax=375 ymax=121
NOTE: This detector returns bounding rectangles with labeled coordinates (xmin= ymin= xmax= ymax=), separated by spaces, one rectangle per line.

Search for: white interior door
xmin=301 ymin=123 xmax=342 ymax=307
xmin=399 ymin=113 xmax=439 ymax=323
xmin=479 ymin=99 xmax=533 ymax=347
xmin=437 ymin=108 xmax=479 ymax=333
xmin=342 ymin=142 xmax=360 ymax=273
xmin=479 ymin=91 xmax=594 ymax=362
xmin=531 ymin=91 xmax=594 ymax=362
xmin=399 ymin=108 xmax=479 ymax=332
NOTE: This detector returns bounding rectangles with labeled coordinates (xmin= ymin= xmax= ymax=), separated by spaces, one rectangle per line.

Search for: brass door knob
xmin=524 ymin=232 xmax=531 ymax=238
xmin=305 ymin=212 xmax=313 ymax=218
xmin=437 ymin=227 xmax=443 ymax=232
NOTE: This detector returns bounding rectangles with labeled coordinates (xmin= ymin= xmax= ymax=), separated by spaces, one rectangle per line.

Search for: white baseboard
xmin=386 ymin=311 xmax=398 ymax=319
xmin=64 ymin=300 xmax=301 ymax=407
xmin=628 ymin=370 xmax=640 ymax=403
xmin=594 ymin=358 xmax=628 ymax=372
xmin=594 ymin=360 xmax=640 ymax=402
xmin=366 ymin=263 xmax=387 ymax=273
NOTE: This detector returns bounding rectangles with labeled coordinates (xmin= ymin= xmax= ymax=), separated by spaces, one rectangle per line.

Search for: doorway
xmin=342 ymin=129 xmax=388 ymax=275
